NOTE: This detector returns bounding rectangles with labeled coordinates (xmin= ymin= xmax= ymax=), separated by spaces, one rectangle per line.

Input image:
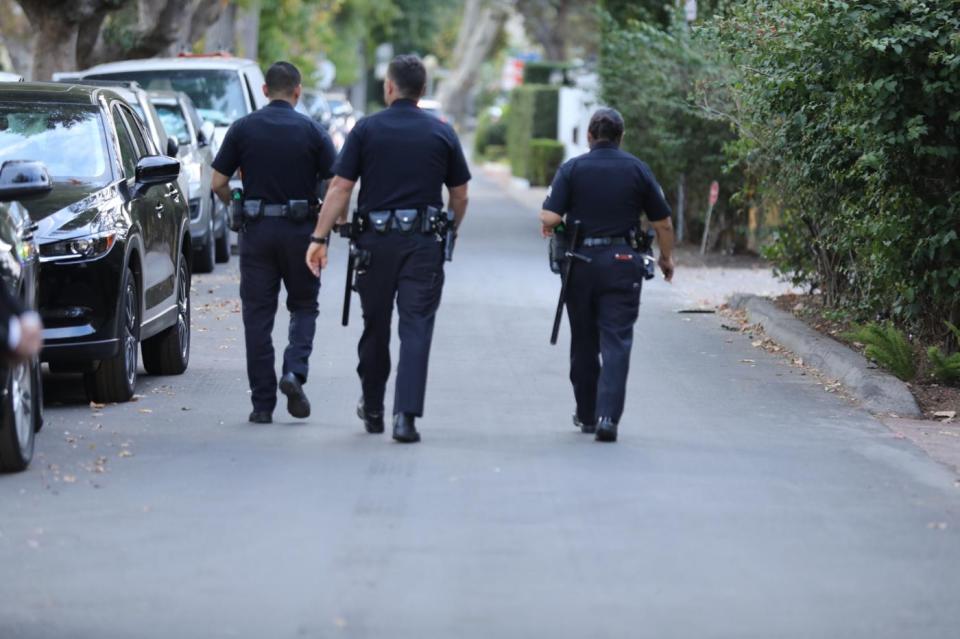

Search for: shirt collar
xmin=590 ymin=141 xmax=619 ymax=151
xmin=267 ymin=99 xmax=295 ymax=110
xmin=390 ymin=98 xmax=419 ymax=109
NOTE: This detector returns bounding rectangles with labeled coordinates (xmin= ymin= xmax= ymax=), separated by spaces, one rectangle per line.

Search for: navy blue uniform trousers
xmin=564 ymin=245 xmax=643 ymax=424
xmin=355 ymin=231 xmax=445 ymax=417
xmin=239 ymin=218 xmax=320 ymax=412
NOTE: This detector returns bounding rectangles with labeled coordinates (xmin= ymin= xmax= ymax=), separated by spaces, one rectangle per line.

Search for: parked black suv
xmin=0 ymin=83 xmax=192 ymax=403
xmin=0 ymin=161 xmax=48 ymax=472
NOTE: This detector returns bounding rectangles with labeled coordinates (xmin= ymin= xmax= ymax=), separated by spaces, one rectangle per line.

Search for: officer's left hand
xmin=306 ymin=242 xmax=328 ymax=277
xmin=541 ymin=224 xmax=556 ymax=238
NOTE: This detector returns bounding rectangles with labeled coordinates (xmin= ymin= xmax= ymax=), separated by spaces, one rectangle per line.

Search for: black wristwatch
xmin=309 ymin=235 xmax=328 ymax=245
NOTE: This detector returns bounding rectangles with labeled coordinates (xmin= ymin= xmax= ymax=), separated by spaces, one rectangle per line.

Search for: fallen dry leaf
xmin=933 ymin=410 xmax=956 ymax=423
xmin=118 ymin=450 xmax=133 ymax=458
xmin=89 ymin=401 xmax=105 ymax=410
xmin=740 ymin=359 xmax=756 ymax=364
xmin=138 ymin=408 xmax=153 ymax=414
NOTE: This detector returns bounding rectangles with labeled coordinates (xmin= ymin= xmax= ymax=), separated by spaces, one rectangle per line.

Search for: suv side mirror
xmin=166 ymin=137 xmax=180 ymax=157
xmin=198 ymin=121 xmax=216 ymax=147
xmin=0 ymin=160 xmax=52 ymax=202
xmin=134 ymin=156 xmax=180 ymax=197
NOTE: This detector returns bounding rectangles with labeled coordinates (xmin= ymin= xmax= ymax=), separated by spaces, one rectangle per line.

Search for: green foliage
xmin=523 ymin=61 xmax=569 ymax=86
xmin=528 ymin=139 xmax=565 ymax=187
xmin=600 ymin=8 xmax=741 ymax=241
xmin=702 ymin=0 xmax=960 ymax=336
xmin=926 ymin=322 xmax=960 ymax=384
xmin=845 ymin=322 xmax=916 ymax=382
xmin=506 ymin=85 xmax=559 ymax=180
xmin=474 ymin=110 xmax=508 ymax=160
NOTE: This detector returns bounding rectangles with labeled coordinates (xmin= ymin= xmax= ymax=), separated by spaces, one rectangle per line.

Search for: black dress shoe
xmin=249 ymin=410 xmax=272 ymax=424
xmin=357 ymin=399 xmax=385 ymax=434
xmin=278 ymin=372 xmax=310 ymax=419
xmin=392 ymin=413 xmax=420 ymax=443
xmin=573 ymin=414 xmax=596 ymax=434
xmin=595 ymin=417 xmax=618 ymax=442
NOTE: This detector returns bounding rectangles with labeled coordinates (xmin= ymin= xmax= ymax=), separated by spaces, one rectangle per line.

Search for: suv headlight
xmin=40 ymin=232 xmax=117 ymax=262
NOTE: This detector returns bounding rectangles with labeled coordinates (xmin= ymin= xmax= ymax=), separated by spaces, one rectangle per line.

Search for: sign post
xmin=700 ymin=180 xmax=720 ymax=255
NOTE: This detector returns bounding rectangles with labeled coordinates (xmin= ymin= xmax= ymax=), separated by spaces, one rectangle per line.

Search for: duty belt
xmin=363 ymin=207 xmax=443 ymax=235
xmin=581 ymin=236 xmax=630 ymax=247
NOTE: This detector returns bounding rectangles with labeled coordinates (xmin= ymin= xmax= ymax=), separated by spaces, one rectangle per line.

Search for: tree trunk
xmin=30 ymin=13 xmax=79 ymax=80
xmin=205 ymin=2 xmax=238 ymax=53
xmin=0 ymin=0 xmax=33 ymax=77
xmin=436 ymin=0 xmax=509 ymax=125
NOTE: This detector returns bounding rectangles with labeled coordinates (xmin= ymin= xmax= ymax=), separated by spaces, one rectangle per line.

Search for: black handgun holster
xmin=550 ymin=231 xmax=570 ymax=275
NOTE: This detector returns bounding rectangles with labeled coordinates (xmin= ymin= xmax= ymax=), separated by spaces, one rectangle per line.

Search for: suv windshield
xmin=86 ymin=70 xmax=246 ymax=126
xmin=0 ymin=103 xmax=110 ymax=185
xmin=155 ymin=103 xmax=190 ymax=145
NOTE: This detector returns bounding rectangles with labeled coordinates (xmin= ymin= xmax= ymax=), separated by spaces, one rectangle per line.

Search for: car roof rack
xmin=177 ymin=51 xmax=233 ymax=58
xmin=57 ymin=78 xmax=143 ymax=91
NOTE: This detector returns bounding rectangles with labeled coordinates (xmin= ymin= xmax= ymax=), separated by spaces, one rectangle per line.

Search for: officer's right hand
xmin=306 ymin=243 xmax=328 ymax=278
xmin=658 ymin=254 xmax=675 ymax=282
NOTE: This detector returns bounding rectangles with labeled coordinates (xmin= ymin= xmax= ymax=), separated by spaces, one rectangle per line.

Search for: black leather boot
xmin=357 ymin=399 xmax=385 ymax=434
xmin=278 ymin=372 xmax=310 ymax=419
xmin=573 ymin=414 xmax=596 ymax=434
xmin=393 ymin=413 xmax=421 ymax=443
xmin=595 ymin=417 xmax=618 ymax=442
xmin=249 ymin=410 xmax=272 ymax=424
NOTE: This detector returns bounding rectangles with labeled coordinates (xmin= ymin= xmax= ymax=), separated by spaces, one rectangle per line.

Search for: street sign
xmin=709 ymin=180 xmax=720 ymax=206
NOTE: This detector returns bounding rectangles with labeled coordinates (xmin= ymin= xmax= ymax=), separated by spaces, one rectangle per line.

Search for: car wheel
xmin=214 ymin=196 xmax=230 ymax=264
xmin=0 ymin=357 xmax=38 ymax=472
xmin=85 ymin=267 xmax=139 ymax=403
xmin=142 ymin=252 xmax=190 ymax=375
xmin=193 ymin=215 xmax=215 ymax=274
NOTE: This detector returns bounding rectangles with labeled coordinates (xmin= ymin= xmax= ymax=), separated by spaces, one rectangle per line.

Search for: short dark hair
xmin=588 ymin=108 xmax=625 ymax=144
xmin=265 ymin=61 xmax=301 ymax=96
xmin=387 ymin=55 xmax=427 ymax=99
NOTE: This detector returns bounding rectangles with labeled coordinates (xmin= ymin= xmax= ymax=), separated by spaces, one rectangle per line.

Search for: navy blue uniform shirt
xmin=542 ymin=141 xmax=671 ymax=237
xmin=212 ymin=100 xmax=336 ymax=204
xmin=333 ymin=98 xmax=471 ymax=214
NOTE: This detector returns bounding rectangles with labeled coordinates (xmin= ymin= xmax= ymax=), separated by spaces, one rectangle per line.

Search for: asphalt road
xmin=1 ymin=171 xmax=958 ymax=638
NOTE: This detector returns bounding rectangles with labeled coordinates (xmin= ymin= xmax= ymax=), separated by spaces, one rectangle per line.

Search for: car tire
xmin=142 ymin=252 xmax=190 ymax=375
xmin=194 ymin=215 xmax=215 ymax=274
xmin=0 ymin=356 xmax=39 ymax=472
xmin=85 ymin=267 xmax=139 ymax=403
xmin=214 ymin=197 xmax=230 ymax=264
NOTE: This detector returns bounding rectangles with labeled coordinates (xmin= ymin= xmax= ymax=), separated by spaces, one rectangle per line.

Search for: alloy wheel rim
xmin=11 ymin=360 xmax=32 ymax=452
xmin=124 ymin=280 xmax=138 ymax=387
xmin=176 ymin=262 xmax=189 ymax=360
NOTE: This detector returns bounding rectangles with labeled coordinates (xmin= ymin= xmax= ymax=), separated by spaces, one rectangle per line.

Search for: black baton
xmin=550 ymin=221 xmax=590 ymax=345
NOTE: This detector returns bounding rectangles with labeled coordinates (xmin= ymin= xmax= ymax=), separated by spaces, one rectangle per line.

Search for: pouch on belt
xmin=394 ymin=209 xmax=419 ymax=234
xmin=368 ymin=211 xmax=392 ymax=233
xmin=242 ymin=199 xmax=264 ymax=223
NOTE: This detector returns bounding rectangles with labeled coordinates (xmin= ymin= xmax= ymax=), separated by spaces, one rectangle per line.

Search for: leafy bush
xmin=528 ymin=139 xmax=565 ymax=187
xmin=926 ymin=322 xmax=960 ymax=384
xmin=600 ymin=9 xmax=741 ymax=247
xmin=506 ymin=85 xmax=559 ymax=180
xmin=523 ymin=62 xmax=569 ymax=85
xmin=474 ymin=110 xmax=508 ymax=160
xmin=703 ymin=0 xmax=960 ymax=337
xmin=845 ymin=322 xmax=916 ymax=382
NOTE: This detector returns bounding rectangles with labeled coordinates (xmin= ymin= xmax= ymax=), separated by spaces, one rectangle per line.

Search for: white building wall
xmin=557 ymin=79 xmax=601 ymax=161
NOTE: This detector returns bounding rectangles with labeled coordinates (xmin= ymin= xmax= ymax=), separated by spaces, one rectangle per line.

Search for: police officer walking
xmin=540 ymin=108 xmax=675 ymax=443
xmin=212 ymin=61 xmax=337 ymax=424
xmin=306 ymin=54 xmax=471 ymax=444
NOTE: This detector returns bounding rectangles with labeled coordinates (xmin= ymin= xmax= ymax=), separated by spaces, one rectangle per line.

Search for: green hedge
xmin=506 ymin=85 xmax=559 ymax=180
xmin=473 ymin=110 xmax=508 ymax=160
xmin=523 ymin=61 xmax=570 ymax=85
xmin=528 ymin=139 xmax=565 ymax=187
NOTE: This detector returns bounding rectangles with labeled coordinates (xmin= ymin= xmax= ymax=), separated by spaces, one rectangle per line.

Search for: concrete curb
xmin=730 ymin=294 xmax=921 ymax=417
